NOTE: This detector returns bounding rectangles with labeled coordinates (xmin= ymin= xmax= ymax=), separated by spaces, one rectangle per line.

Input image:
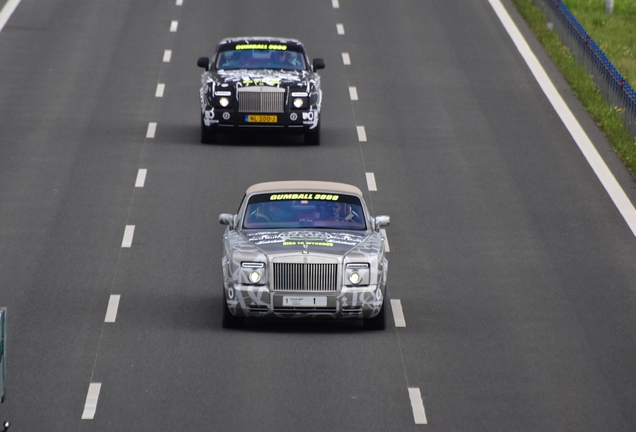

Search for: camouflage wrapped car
xmin=219 ymin=181 xmax=390 ymax=329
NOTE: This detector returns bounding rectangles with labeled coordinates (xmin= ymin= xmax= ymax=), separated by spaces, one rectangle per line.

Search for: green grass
xmin=512 ymin=0 xmax=636 ymax=177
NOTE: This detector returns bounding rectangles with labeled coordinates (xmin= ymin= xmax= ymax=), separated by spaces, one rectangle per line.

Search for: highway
xmin=1 ymin=0 xmax=636 ymax=430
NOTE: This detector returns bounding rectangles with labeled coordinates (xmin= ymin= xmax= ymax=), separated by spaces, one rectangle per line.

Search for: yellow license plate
xmin=246 ymin=115 xmax=277 ymax=123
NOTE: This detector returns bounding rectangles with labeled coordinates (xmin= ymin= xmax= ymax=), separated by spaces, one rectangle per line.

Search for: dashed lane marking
xmin=121 ymin=225 xmax=135 ymax=248
xmin=381 ymin=228 xmax=390 ymax=252
xmin=81 ymin=383 xmax=102 ymax=420
xmin=135 ymin=169 xmax=147 ymax=188
xmin=332 ymin=0 xmax=339 ymax=8
xmin=163 ymin=50 xmax=172 ymax=63
xmin=0 ymin=0 xmax=21 ymax=33
xmin=390 ymin=299 xmax=405 ymax=327
xmin=341 ymin=52 xmax=351 ymax=65
xmin=349 ymin=86 xmax=358 ymax=101
xmin=104 ymin=295 xmax=121 ymax=323
xmin=336 ymin=23 xmax=345 ymax=35
xmin=155 ymin=83 xmax=165 ymax=97
xmin=146 ymin=122 xmax=157 ymax=138
xmin=408 ymin=387 xmax=428 ymax=424
xmin=365 ymin=172 xmax=377 ymax=191
xmin=170 ymin=20 xmax=178 ymax=32
xmin=176 ymin=0 xmax=183 ymax=5
xmin=357 ymin=125 xmax=367 ymax=142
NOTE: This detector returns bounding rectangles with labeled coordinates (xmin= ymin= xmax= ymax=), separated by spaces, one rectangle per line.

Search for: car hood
xmin=241 ymin=229 xmax=368 ymax=255
xmin=212 ymin=69 xmax=313 ymax=88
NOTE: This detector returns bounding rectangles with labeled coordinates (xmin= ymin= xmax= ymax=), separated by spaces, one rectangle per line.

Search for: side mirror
xmin=375 ymin=216 xmax=390 ymax=231
xmin=219 ymin=213 xmax=235 ymax=229
xmin=312 ymin=58 xmax=325 ymax=71
xmin=197 ymin=57 xmax=210 ymax=71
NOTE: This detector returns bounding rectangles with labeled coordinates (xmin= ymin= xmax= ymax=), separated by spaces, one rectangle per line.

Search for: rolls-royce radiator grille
xmin=238 ymin=87 xmax=285 ymax=113
xmin=273 ymin=263 xmax=338 ymax=292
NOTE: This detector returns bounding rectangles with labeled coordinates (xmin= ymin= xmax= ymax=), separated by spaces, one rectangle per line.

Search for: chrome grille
xmin=273 ymin=263 xmax=338 ymax=292
xmin=238 ymin=86 xmax=285 ymax=113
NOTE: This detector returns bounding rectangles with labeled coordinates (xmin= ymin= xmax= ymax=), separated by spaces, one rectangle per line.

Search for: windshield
xmin=243 ymin=193 xmax=366 ymax=230
xmin=216 ymin=49 xmax=306 ymax=71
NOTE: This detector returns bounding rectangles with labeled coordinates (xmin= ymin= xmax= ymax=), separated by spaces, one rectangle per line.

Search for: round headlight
xmin=349 ymin=271 xmax=362 ymax=285
xmin=219 ymin=97 xmax=230 ymax=107
xmin=293 ymin=98 xmax=304 ymax=108
xmin=249 ymin=271 xmax=261 ymax=284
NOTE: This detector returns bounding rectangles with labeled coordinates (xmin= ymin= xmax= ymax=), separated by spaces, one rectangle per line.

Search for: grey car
xmin=219 ymin=181 xmax=390 ymax=329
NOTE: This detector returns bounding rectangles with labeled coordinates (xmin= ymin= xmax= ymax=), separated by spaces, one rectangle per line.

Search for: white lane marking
xmin=0 ymin=0 xmax=21 ymax=33
xmin=155 ymin=83 xmax=165 ymax=98
xmin=357 ymin=125 xmax=367 ymax=142
xmin=105 ymin=295 xmax=121 ymax=323
xmin=489 ymin=0 xmax=636 ymax=238
xmin=390 ymin=299 xmax=405 ymax=327
xmin=341 ymin=52 xmax=351 ymax=65
xmin=332 ymin=0 xmax=339 ymax=8
xmin=135 ymin=169 xmax=147 ymax=188
xmin=408 ymin=387 xmax=428 ymax=424
xmin=366 ymin=172 xmax=377 ymax=191
xmin=163 ymin=49 xmax=172 ymax=62
xmin=381 ymin=228 xmax=390 ymax=252
xmin=121 ymin=225 xmax=135 ymax=248
xmin=81 ymin=383 xmax=102 ymax=420
xmin=170 ymin=20 xmax=178 ymax=32
xmin=336 ymin=23 xmax=345 ymax=35
xmin=146 ymin=122 xmax=157 ymax=138
xmin=176 ymin=0 xmax=183 ymax=5
xmin=349 ymin=86 xmax=358 ymax=101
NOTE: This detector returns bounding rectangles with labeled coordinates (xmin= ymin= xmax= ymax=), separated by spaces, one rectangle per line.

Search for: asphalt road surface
xmin=1 ymin=0 xmax=636 ymax=430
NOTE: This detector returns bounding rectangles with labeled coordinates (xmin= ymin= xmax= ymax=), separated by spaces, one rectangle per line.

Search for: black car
xmin=197 ymin=37 xmax=325 ymax=144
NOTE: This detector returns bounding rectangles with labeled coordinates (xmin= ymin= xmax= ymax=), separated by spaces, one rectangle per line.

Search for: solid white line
xmin=380 ymin=228 xmax=390 ymax=252
xmin=332 ymin=0 xmax=339 ymax=8
xmin=357 ymin=125 xmax=367 ymax=142
xmin=121 ymin=225 xmax=135 ymax=248
xmin=104 ymin=295 xmax=121 ymax=323
xmin=489 ymin=0 xmax=636 ymax=239
xmin=336 ymin=23 xmax=345 ymax=35
xmin=176 ymin=0 xmax=183 ymax=5
xmin=341 ymin=52 xmax=351 ymax=65
xmin=81 ymin=383 xmax=102 ymax=420
xmin=348 ymin=86 xmax=358 ymax=101
xmin=408 ymin=387 xmax=428 ymax=424
xmin=391 ymin=299 xmax=405 ymax=327
xmin=163 ymin=50 xmax=172 ymax=63
xmin=146 ymin=122 xmax=157 ymax=138
xmin=0 ymin=0 xmax=21 ymax=33
xmin=135 ymin=169 xmax=147 ymax=188
xmin=170 ymin=20 xmax=178 ymax=32
xmin=155 ymin=83 xmax=165 ymax=98
xmin=366 ymin=172 xmax=377 ymax=191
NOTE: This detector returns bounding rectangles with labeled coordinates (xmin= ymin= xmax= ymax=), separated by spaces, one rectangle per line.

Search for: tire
xmin=201 ymin=115 xmax=217 ymax=144
xmin=364 ymin=294 xmax=387 ymax=330
xmin=304 ymin=121 xmax=320 ymax=145
xmin=222 ymin=296 xmax=244 ymax=329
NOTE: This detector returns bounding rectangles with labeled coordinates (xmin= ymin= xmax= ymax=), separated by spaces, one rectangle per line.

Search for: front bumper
xmin=202 ymin=107 xmax=319 ymax=131
xmin=224 ymin=283 xmax=384 ymax=320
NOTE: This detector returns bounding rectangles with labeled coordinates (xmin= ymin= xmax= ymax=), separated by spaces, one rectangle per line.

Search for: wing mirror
xmin=197 ymin=57 xmax=210 ymax=71
xmin=219 ymin=213 xmax=235 ymax=229
xmin=312 ymin=58 xmax=325 ymax=71
xmin=374 ymin=216 xmax=390 ymax=231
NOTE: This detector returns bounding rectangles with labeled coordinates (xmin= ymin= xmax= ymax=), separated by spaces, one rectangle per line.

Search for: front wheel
xmin=304 ymin=121 xmax=320 ymax=145
xmin=364 ymin=295 xmax=387 ymax=330
xmin=222 ymin=297 xmax=244 ymax=329
xmin=201 ymin=115 xmax=217 ymax=144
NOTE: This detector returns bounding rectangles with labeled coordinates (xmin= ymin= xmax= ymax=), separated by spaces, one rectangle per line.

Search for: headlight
xmin=242 ymin=262 xmax=265 ymax=285
xmin=293 ymin=98 xmax=305 ymax=108
xmin=219 ymin=97 xmax=230 ymax=107
xmin=345 ymin=263 xmax=370 ymax=286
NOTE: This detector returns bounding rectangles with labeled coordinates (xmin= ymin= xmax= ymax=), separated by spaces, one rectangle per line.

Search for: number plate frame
xmin=246 ymin=114 xmax=278 ymax=123
xmin=282 ymin=296 xmax=328 ymax=308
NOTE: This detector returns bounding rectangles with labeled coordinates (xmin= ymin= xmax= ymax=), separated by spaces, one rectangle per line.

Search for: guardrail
xmin=533 ymin=0 xmax=636 ymax=136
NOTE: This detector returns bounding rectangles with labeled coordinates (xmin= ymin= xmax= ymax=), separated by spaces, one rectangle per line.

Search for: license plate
xmin=282 ymin=296 xmax=327 ymax=307
xmin=246 ymin=114 xmax=277 ymax=123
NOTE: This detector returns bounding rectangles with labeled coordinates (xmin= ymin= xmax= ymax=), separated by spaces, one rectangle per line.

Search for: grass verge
xmin=512 ymin=0 xmax=636 ymax=178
